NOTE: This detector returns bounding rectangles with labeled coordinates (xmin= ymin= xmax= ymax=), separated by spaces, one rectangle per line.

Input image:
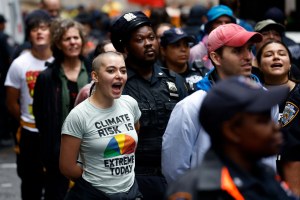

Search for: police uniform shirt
xmin=280 ymin=83 xmax=300 ymax=161
xmin=122 ymin=63 xmax=188 ymax=168
xmin=165 ymin=149 xmax=297 ymax=200
xmin=222 ymin=155 xmax=296 ymax=200
xmin=177 ymin=62 xmax=203 ymax=94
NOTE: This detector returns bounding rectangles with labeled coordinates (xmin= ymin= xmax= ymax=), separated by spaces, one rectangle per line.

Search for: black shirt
xmin=166 ymin=149 xmax=297 ymax=200
xmin=123 ymin=63 xmax=188 ymax=168
xmin=67 ymin=80 xmax=78 ymax=112
xmin=280 ymin=83 xmax=300 ymax=161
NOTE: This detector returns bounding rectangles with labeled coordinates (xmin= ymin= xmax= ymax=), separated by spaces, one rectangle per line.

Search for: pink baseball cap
xmin=207 ymin=23 xmax=263 ymax=53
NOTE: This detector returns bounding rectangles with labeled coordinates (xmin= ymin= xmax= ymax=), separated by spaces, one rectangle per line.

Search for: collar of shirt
xmin=126 ymin=64 xmax=169 ymax=83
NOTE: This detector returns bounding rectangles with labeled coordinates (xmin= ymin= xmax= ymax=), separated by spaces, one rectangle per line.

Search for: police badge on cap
xmin=110 ymin=11 xmax=152 ymax=53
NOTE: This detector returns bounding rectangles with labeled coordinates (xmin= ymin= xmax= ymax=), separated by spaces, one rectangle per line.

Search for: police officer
xmin=110 ymin=11 xmax=188 ymax=200
xmin=166 ymin=76 xmax=297 ymax=200
xmin=160 ymin=27 xmax=204 ymax=94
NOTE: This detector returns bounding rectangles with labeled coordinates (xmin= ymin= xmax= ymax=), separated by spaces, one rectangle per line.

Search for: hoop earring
xmin=89 ymin=82 xmax=96 ymax=97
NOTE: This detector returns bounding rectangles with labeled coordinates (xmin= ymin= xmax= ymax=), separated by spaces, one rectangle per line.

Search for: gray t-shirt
xmin=62 ymin=95 xmax=141 ymax=194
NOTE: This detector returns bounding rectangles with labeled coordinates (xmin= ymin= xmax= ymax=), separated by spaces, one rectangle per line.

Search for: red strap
xmin=221 ymin=167 xmax=245 ymax=200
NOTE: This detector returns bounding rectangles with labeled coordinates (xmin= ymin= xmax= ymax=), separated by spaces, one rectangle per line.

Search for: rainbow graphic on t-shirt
xmin=104 ymin=134 xmax=136 ymax=158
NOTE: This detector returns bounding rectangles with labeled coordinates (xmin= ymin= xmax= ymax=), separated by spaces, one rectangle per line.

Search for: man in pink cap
xmin=162 ymin=23 xmax=280 ymax=184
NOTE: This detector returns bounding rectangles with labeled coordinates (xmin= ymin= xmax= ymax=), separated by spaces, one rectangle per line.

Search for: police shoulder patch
xmin=280 ymin=101 xmax=299 ymax=127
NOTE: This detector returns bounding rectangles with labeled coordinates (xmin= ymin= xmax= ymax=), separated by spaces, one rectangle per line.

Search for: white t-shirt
xmin=62 ymin=95 xmax=141 ymax=194
xmin=4 ymin=51 xmax=54 ymax=132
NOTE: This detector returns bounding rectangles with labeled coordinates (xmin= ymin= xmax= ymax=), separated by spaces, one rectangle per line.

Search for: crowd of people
xmin=1 ymin=0 xmax=300 ymax=199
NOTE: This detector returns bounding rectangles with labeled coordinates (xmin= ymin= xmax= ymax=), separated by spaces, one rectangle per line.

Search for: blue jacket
xmin=196 ymin=68 xmax=261 ymax=92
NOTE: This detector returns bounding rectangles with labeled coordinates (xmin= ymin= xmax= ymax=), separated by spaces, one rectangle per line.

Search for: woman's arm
xmin=60 ymin=134 xmax=83 ymax=181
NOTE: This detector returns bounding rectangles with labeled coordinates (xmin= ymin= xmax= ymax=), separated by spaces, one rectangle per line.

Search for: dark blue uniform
xmin=280 ymin=83 xmax=300 ymax=161
xmin=123 ymin=63 xmax=188 ymax=200
xmin=166 ymin=149 xmax=297 ymax=200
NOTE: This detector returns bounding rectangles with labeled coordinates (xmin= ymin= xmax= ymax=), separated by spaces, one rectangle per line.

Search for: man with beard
xmin=110 ymin=11 xmax=188 ymax=200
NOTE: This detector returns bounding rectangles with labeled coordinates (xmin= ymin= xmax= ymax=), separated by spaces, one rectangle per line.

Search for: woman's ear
xmin=91 ymin=71 xmax=98 ymax=83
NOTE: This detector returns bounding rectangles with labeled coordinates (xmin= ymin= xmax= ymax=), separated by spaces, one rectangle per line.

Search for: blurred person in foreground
xmin=33 ymin=18 xmax=90 ymax=200
xmin=5 ymin=10 xmax=53 ymax=200
xmin=166 ymin=76 xmax=297 ymax=200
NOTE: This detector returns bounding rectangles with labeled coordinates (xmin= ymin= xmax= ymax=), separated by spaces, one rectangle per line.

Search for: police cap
xmin=110 ymin=11 xmax=151 ymax=52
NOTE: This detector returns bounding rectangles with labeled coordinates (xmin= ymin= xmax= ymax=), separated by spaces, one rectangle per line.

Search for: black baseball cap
xmin=110 ymin=11 xmax=152 ymax=52
xmin=160 ymin=28 xmax=194 ymax=47
xmin=199 ymin=76 xmax=289 ymax=136
xmin=0 ymin=14 xmax=6 ymax=23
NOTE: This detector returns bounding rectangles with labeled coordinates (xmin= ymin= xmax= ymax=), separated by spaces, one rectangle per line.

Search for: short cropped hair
xmin=92 ymin=51 xmax=124 ymax=72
